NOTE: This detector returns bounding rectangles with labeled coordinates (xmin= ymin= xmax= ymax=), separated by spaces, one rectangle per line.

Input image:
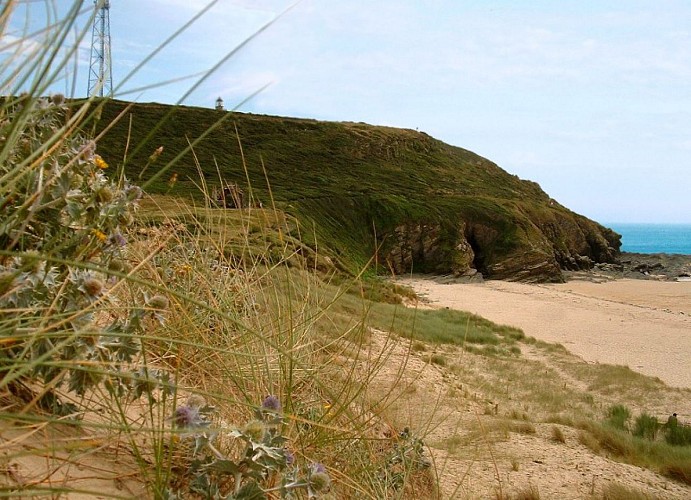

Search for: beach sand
xmin=398 ymin=277 xmax=691 ymax=388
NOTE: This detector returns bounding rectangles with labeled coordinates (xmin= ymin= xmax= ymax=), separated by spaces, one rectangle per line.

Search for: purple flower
xmin=311 ymin=463 xmax=326 ymax=474
xmin=109 ymin=232 xmax=127 ymax=247
xmin=173 ymin=405 xmax=201 ymax=428
xmin=309 ymin=463 xmax=331 ymax=493
xmin=261 ymin=395 xmax=281 ymax=412
xmin=284 ymin=449 xmax=295 ymax=466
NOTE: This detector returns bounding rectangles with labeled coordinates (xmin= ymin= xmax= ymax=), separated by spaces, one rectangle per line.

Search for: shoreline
xmin=398 ymin=275 xmax=691 ymax=389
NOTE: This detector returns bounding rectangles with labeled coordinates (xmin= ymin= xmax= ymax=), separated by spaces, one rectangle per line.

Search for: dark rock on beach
xmin=566 ymin=252 xmax=691 ymax=282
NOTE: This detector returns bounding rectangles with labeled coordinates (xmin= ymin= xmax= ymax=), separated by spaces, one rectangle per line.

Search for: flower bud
xmin=51 ymin=93 xmax=65 ymax=106
xmin=125 ymin=185 xmax=143 ymax=201
xmin=20 ymin=250 xmax=42 ymax=274
xmin=243 ymin=420 xmax=266 ymax=441
xmin=83 ymin=277 xmax=104 ymax=297
xmin=118 ymin=211 xmax=134 ymax=226
xmin=147 ymin=294 xmax=169 ymax=310
xmin=186 ymin=394 xmax=206 ymax=409
xmin=108 ymin=259 xmax=125 ymax=273
xmin=309 ymin=464 xmax=331 ymax=493
xmin=96 ymin=186 xmax=114 ymax=203
xmin=0 ymin=271 xmax=17 ymax=295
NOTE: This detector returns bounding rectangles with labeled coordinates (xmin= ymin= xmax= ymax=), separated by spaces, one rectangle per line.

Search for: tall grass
xmin=0 ymin=2 xmax=439 ymax=497
xmin=576 ymin=412 xmax=691 ymax=486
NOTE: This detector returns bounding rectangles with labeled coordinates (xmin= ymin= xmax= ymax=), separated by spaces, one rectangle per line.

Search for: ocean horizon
xmin=606 ymin=223 xmax=691 ymax=255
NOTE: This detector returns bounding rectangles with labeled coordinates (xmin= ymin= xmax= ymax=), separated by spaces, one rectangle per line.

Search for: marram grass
xmin=0 ymin=4 xmax=444 ymax=497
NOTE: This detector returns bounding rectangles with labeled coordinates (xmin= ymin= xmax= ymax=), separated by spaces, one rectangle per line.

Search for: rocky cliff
xmin=94 ymin=100 xmax=621 ymax=282
xmin=383 ymin=207 xmax=620 ymax=282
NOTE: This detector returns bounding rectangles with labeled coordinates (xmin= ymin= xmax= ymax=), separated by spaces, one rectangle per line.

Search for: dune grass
xmin=0 ymin=3 xmax=441 ymax=497
xmin=0 ymin=97 xmax=434 ymax=496
xmin=576 ymin=417 xmax=691 ymax=486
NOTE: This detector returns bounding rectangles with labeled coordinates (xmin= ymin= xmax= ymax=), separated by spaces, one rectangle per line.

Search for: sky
xmin=4 ymin=0 xmax=691 ymax=223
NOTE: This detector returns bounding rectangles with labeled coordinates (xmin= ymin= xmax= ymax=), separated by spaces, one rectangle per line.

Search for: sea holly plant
xmin=0 ymin=95 xmax=170 ymax=412
xmin=380 ymin=427 xmax=431 ymax=490
xmin=169 ymin=395 xmax=333 ymax=499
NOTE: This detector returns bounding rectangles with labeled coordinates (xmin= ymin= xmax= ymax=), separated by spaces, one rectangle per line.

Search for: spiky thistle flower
xmin=81 ymin=277 xmax=104 ymax=298
xmin=147 ymin=294 xmax=169 ymax=310
xmin=261 ymin=394 xmax=281 ymax=413
xmin=173 ymin=405 xmax=202 ymax=428
xmin=243 ymin=420 xmax=266 ymax=441
xmin=108 ymin=232 xmax=127 ymax=247
xmin=309 ymin=463 xmax=331 ymax=493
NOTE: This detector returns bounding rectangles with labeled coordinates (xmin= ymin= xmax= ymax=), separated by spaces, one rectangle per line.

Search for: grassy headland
xmin=93 ymin=100 xmax=621 ymax=282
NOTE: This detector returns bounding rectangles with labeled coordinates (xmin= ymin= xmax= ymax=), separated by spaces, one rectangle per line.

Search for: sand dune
xmin=399 ymin=277 xmax=691 ymax=388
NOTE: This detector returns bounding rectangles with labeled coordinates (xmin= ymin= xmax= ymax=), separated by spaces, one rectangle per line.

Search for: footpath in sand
xmin=358 ymin=276 xmax=691 ymax=498
xmin=399 ymin=277 xmax=691 ymax=387
xmin=399 ymin=277 xmax=691 ymax=389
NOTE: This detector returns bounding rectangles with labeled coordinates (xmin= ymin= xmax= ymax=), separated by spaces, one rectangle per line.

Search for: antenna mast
xmin=87 ymin=0 xmax=113 ymax=97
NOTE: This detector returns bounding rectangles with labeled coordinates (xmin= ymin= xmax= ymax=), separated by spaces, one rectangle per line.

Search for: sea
xmin=606 ymin=223 xmax=691 ymax=255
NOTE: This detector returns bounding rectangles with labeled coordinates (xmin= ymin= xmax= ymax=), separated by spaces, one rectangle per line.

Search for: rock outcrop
xmin=383 ymin=210 xmax=619 ymax=283
xmin=386 ymin=222 xmax=476 ymax=276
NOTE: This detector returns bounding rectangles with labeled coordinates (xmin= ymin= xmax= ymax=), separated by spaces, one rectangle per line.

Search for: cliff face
xmin=94 ymin=100 xmax=621 ymax=282
xmin=384 ymin=210 xmax=619 ymax=283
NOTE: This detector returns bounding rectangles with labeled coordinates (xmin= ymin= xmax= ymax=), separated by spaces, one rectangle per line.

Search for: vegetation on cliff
xmin=93 ymin=100 xmax=621 ymax=282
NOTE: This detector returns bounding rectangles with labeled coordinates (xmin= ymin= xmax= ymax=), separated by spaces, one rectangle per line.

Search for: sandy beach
xmin=399 ymin=277 xmax=691 ymax=388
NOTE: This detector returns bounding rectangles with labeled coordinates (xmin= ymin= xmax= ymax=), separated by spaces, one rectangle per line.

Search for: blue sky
xmin=4 ymin=0 xmax=691 ymax=223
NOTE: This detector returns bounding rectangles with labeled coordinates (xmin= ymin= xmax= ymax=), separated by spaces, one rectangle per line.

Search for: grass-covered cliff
xmin=95 ymin=100 xmax=620 ymax=282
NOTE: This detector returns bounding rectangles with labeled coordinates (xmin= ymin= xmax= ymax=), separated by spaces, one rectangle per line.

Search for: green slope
xmin=93 ymin=100 xmax=620 ymax=281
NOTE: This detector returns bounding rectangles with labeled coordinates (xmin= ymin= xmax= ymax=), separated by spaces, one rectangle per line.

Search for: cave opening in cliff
xmin=466 ymin=233 xmax=488 ymax=276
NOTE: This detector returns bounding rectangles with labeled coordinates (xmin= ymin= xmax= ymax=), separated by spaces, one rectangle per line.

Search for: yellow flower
xmin=91 ymin=229 xmax=107 ymax=242
xmin=94 ymin=155 xmax=108 ymax=169
xmin=175 ymin=264 xmax=192 ymax=275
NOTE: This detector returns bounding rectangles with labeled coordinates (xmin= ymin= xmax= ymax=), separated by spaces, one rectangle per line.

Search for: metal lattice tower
xmin=87 ymin=0 xmax=112 ymax=97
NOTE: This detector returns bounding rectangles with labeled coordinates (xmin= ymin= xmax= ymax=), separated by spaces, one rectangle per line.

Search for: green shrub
xmin=605 ymin=404 xmax=631 ymax=430
xmin=665 ymin=423 xmax=691 ymax=446
xmin=428 ymin=353 xmax=447 ymax=366
xmin=601 ymin=482 xmax=660 ymax=500
xmin=660 ymin=458 xmax=691 ymax=485
xmin=577 ymin=418 xmax=691 ymax=486
xmin=632 ymin=413 xmax=659 ymax=441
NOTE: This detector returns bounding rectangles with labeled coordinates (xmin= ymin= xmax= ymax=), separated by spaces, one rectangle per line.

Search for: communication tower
xmin=87 ymin=0 xmax=113 ymax=97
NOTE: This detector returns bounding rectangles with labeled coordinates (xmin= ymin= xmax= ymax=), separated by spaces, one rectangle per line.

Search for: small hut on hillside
xmin=213 ymin=181 xmax=245 ymax=208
